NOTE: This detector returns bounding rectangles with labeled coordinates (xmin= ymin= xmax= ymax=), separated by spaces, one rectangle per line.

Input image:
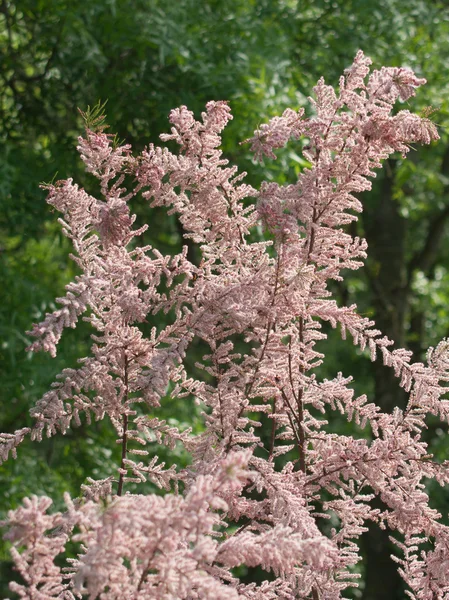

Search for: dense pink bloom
xmin=1 ymin=53 xmax=445 ymax=599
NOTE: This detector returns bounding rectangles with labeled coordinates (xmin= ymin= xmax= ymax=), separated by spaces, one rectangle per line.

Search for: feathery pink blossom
xmin=1 ymin=52 xmax=445 ymax=599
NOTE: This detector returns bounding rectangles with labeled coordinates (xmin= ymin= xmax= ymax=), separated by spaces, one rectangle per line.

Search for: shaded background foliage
xmin=1 ymin=1 xmax=449 ymax=598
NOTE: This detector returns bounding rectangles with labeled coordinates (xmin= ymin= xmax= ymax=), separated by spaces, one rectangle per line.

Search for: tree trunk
xmin=360 ymin=162 xmax=407 ymax=600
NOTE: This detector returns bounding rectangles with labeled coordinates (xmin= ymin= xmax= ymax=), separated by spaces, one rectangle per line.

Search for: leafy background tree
xmin=1 ymin=1 xmax=449 ymax=598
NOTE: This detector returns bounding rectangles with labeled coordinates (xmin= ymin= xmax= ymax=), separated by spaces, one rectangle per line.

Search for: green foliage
xmin=78 ymin=99 xmax=109 ymax=133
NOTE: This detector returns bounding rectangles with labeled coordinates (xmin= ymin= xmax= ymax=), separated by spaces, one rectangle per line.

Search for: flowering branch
xmin=1 ymin=52 xmax=446 ymax=599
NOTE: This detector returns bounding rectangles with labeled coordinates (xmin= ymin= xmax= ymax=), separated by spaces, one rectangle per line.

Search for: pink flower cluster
xmin=1 ymin=52 xmax=446 ymax=599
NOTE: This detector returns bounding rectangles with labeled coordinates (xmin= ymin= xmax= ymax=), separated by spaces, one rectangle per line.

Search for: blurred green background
xmin=1 ymin=1 xmax=449 ymax=598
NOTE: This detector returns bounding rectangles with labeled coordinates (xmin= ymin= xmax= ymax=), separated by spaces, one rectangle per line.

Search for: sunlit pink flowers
xmin=1 ymin=52 xmax=446 ymax=599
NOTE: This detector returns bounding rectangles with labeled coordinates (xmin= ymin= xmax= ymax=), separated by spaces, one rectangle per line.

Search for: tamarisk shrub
xmin=0 ymin=51 xmax=446 ymax=599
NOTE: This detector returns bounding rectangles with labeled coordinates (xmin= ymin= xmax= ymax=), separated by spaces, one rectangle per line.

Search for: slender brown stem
xmin=288 ymin=336 xmax=299 ymax=404
xmin=137 ymin=545 xmax=158 ymax=592
xmin=280 ymin=388 xmax=302 ymax=454
xmin=269 ymin=397 xmax=277 ymax=460
xmin=213 ymin=353 xmax=226 ymax=439
xmin=293 ymin=317 xmax=307 ymax=474
xmin=297 ymin=388 xmax=306 ymax=475
xmin=117 ymin=355 xmax=129 ymax=497
xmin=225 ymin=251 xmax=283 ymax=453
xmin=117 ymin=413 xmax=128 ymax=497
